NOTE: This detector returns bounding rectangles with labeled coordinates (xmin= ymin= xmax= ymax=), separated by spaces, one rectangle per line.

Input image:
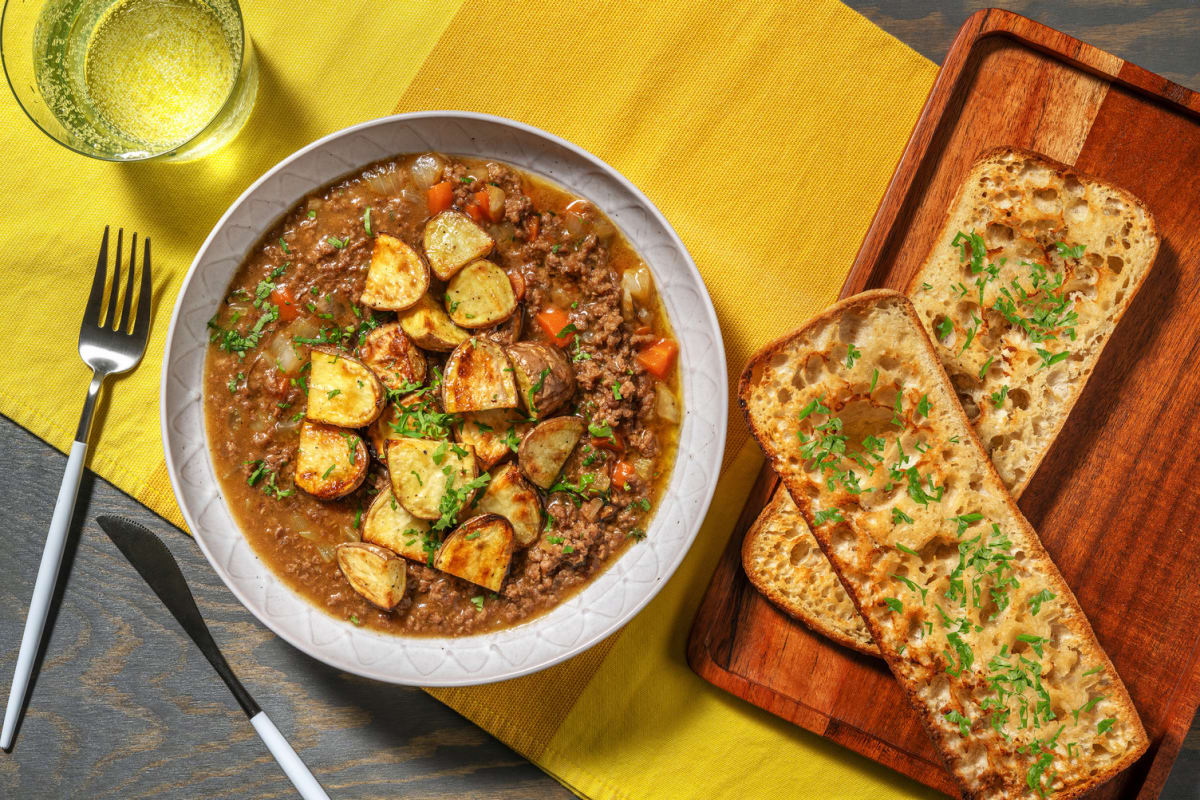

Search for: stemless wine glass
xmin=2 ymin=0 xmax=257 ymax=161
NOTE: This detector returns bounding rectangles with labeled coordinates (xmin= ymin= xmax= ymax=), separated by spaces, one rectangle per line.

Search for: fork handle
xmin=1 ymin=373 xmax=102 ymax=750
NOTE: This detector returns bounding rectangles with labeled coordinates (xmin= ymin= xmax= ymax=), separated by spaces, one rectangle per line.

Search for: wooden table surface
xmin=2 ymin=2 xmax=1197 ymax=798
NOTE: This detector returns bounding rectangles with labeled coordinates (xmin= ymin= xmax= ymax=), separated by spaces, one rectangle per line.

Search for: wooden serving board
xmin=687 ymin=9 xmax=1200 ymax=798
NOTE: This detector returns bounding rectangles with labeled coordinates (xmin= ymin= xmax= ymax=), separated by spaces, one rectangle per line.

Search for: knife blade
xmin=96 ymin=516 xmax=331 ymax=800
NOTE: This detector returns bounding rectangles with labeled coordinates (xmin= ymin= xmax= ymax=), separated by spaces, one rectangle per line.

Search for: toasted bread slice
xmin=740 ymin=289 xmax=1147 ymax=799
xmin=746 ymin=149 xmax=1159 ymax=657
xmin=909 ymin=147 xmax=1158 ymax=495
xmin=741 ymin=488 xmax=875 ymax=655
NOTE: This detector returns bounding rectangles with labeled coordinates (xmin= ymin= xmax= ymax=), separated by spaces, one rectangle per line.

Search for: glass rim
xmin=1 ymin=0 xmax=248 ymax=162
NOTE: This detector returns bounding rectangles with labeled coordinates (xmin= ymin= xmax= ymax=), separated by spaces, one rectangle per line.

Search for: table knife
xmin=96 ymin=516 xmax=331 ymax=800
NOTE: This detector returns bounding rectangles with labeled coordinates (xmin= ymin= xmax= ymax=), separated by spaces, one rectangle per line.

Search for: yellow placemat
xmin=0 ymin=1 xmax=939 ymax=797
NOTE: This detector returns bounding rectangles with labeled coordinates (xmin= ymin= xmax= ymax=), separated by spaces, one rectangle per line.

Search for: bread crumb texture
xmin=910 ymin=149 xmax=1157 ymax=494
xmin=740 ymin=290 xmax=1147 ymax=799
xmin=742 ymin=489 xmax=875 ymax=654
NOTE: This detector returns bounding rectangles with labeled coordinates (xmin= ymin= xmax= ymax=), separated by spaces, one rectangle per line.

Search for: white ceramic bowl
xmin=161 ymin=112 xmax=726 ymax=686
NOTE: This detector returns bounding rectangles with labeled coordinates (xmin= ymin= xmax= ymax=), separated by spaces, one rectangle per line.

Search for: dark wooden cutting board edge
xmin=687 ymin=8 xmax=1200 ymax=799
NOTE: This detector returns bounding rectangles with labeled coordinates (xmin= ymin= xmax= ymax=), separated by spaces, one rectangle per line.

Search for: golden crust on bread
xmin=739 ymin=289 xmax=1147 ymax=799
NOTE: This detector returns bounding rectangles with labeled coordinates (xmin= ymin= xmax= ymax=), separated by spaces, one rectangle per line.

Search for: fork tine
xmin=106 ymin=228 xmax=123 ymax=330
xmin=83 ymin=227 xmax=110 ymax=330
xmin=132 ymin=237 xmax=151 ymax=342
xmin=121 ymin=233 xmax=137 ymax=333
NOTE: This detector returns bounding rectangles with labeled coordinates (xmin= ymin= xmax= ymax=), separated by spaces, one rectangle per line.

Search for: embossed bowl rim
xmin=161 ymin=111 xmax=726 ymax=686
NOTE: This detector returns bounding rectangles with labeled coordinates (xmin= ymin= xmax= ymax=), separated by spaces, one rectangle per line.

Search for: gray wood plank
xmin=846 ymin=0 xmax=1200 ymax=91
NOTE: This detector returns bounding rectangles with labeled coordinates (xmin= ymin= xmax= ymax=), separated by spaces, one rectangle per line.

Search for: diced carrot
xmin=473 ymin=189 xmax=505 ymax=223
xmin=536 ymin=307 xmax=573 ymax=346
xmin=465 ymin=203 xmax=487 ymax=223
xmin=427 ymin=181 xmax=453 ymax=214
xmin=592 ymin=433 xmax=624 ymax=454
xmin=527 ymin=215 xmax=540 ymax=240
xmin=611 ymin=460 xmax=636 ymax=491
xmin=637 ymin=338 xmax=678 ymax=378
xmin=270 ymin=286 xmax=300 ymax=321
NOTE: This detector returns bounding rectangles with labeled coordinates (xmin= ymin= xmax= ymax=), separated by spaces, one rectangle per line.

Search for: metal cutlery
xmin=96 ymin=516 xmax=331 ymax=800
xmin=2 ymin=227 xmax=151 ymax=750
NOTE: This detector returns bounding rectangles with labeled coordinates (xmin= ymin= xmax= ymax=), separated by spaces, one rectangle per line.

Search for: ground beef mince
xmin=203 ymin=153 xmax=681 ymax=637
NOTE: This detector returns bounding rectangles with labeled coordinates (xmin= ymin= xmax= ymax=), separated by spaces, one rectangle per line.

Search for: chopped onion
xmin=305 ymin=197 xmax=323 ymax=214
xmin=563 ymin=210 xmax=587 ymax=239
xmin=274 ymin=414 xmax=302 ymax=435
xmin=633 ymin=457 xmax=654 ymax=481
xmin=366 ymin=166 xmax=405 ymax=197
xmin=410 ymin=153 xmax=444 ymax=189
xmin=315 ymin=544 xmax=335 ymax=563
xmin=655 ymin=384 xmax=680 ymax=423
xmin=622 ymin=266 xmax=653 ymax=305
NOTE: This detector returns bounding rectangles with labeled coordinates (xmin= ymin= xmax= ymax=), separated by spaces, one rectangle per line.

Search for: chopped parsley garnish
xmin=945 ymin=709 xmax=971 ymax=738
xmin=951 ymin=230 xmax=986 ymax=274
xmin=322 ymin=464 xmax=336 ymax=479
xmin=869 ymin=368 xmax=879 ymax=393
xmin=588 ymin=421 xmax=614 ymax=440
xmin=363 ymin=207 xmax=372 ymax=236
xmin=935 ymin=317 xmax=953 ymax=341
xmin=328 ymin=235 xmax=347 ymax=249
xmin=628 ymin=528 xmax=646 ymax=540
xmin=991 ymin=385 xmax=1009 ymax=408
xmin=1036 ymin=348 xmax=1070 ymax=370
xmin=884 ymin=597 xmax=903 ymax=613
xmin=279 ymin=237 xmax=289 ymax=253
xmin=470 ymin=596 xmax=485 ymax=610
xmin=1017 ymin=633 xmax=1047 ymax=658
xmin=1028 ymin=589 xmax=1056 ymax=616
xmin=349 ymin=614 xmax=361 ymax=626
xmin=916 ymin=394 xmax=931 ymax=417
xmin=796 ymin=394 xmax=830 ymax=422
xmin=326 ymin=388 xmax=341 ymax=399
xmin=1097 ymin=718 xmax=1115 ymax=735
xmin=978 ymin=356 xmax=994 ymax=380
xmin=612 ymin=381 xmax=623 ymax=400
xmin=892 ymin=508 xmax=914 ymax=525
xmin=959 ymin=312 xmax=981 ymax=354
xmin=845 ymin=344 xmax=861 ymax=368
xmin=1081 ymin=666 xmax=1104 ymax=677
xmin=1054 ymin=241 xmax=1086 ymax=259
xmin=949 ymin=513 xmax=983 ymax=536
xmin=812 ymin=507 xmax=843 ymax=525
xmin=307 ymin=210 xmax=317 ymax=219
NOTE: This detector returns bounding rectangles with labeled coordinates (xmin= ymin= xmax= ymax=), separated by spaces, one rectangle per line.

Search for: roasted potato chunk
xmin=335 ymin=542 xmax=406 ymax=610
xmin=362 ymin=489 xmax=431 ymax=563
xmin=367 ymin=392 xmax=425 ymax=459
xmin=456 ymin=408 xmax=531 ymax=470
xmin=398 ymin=293 xmax=470 ymax=352
xmin=445 ymin=260 xmax=517 ymax=328
xmin=386 ymin=438 xmax=478 ymax=520
xmin=423 ymin=211 xmax=494 ymax=281
xmin=295 ymin=420 xmax=368 ymax=499
xmin=442 ymin=338 xmax=518 ymax=412
xmin=305 ymin=347 xmax=385 ymax=427
xmin=360 ymin=234 xmax=429 ymax=311
xmin=476 ymin=463 xmax=542 ymax=548
xmin=519 ymin=416 xmax=585 ymax=488
xmin=506 ymin=342 xmax=575 ymax=418
xmin=359 ymin=322 xmax=427 ymax=390
xmin=433 ymin=514 xmax=514 ymax=592
xmin=479 ymin=304 xmax=524 ymax=345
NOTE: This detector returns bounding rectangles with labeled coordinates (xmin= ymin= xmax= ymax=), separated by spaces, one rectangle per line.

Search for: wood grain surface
xmin=1 ymin=3 xmax=1198 ymax=799
xmin=690 ymin=7 xmax=1200 ymax=800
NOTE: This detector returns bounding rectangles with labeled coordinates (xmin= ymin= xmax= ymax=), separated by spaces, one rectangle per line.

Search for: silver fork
xmin=1 ymin=227 xmax=151 ymax=750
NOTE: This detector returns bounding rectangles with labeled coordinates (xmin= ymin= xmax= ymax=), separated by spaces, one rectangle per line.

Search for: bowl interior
xmin=162 ymin=112 xmax=726 ymax=685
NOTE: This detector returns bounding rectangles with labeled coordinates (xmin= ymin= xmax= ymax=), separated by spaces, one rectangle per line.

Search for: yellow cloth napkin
xmin=0 ymin=1 xmax=939 ymax=797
